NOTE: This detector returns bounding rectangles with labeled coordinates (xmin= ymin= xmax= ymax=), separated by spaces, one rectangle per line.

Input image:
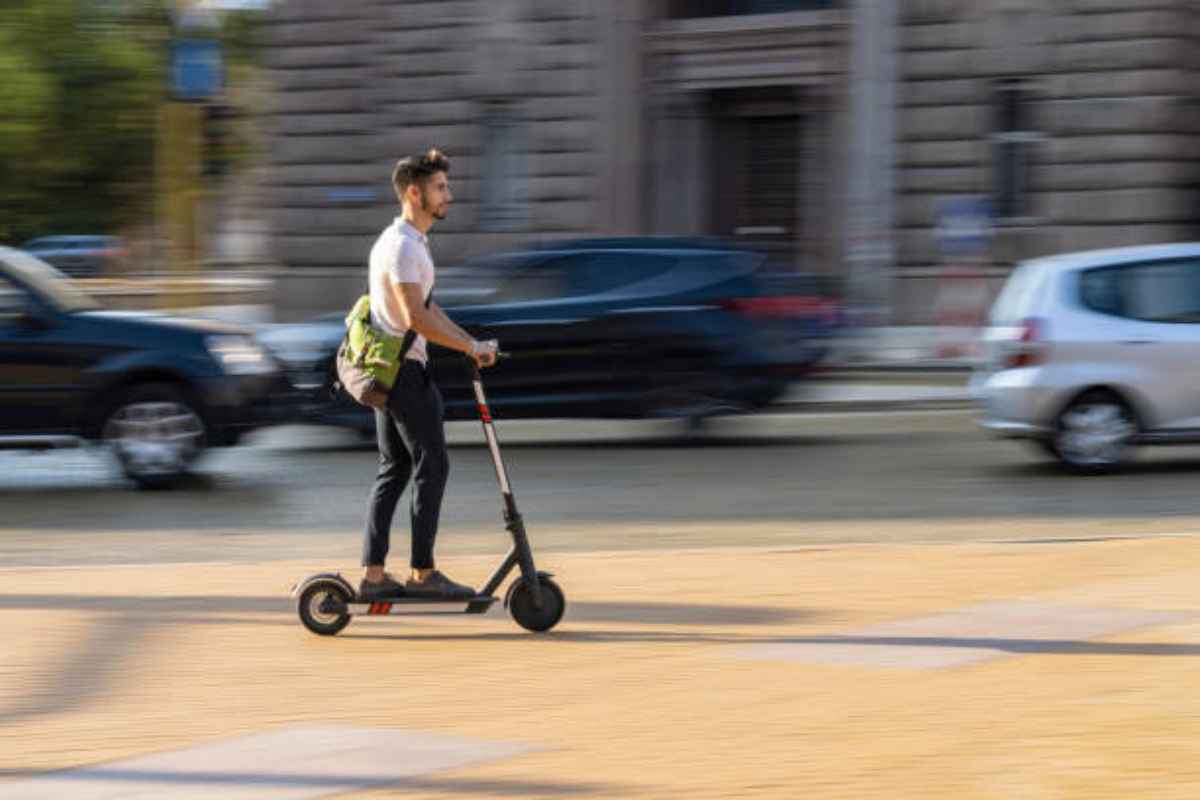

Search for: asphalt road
xmin=3 ymin=410 xmax=1200 ymax=567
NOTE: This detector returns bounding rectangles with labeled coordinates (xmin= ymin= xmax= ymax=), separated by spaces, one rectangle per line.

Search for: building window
xmin=479 ymin=102 xmax=527 ymax=233
xmin=668 ymin=0 xmax=836 ymax=18
xmin=991 ymin=79 xmax=1041 ymax=222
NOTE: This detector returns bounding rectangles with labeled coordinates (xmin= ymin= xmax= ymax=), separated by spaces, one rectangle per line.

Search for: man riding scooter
xmin=359 ymin=149 xmax=498 ymax=600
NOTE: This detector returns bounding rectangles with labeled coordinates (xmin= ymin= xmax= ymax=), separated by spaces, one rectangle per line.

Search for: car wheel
xmin=1052 ymin=390 xmax=1137 ymax=473
xmin=102 ymin=383 xmax=207 ymax=489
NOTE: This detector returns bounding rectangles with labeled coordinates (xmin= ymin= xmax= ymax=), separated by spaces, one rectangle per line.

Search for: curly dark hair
xmin=392 ymin=149 xmax=450 ymax=201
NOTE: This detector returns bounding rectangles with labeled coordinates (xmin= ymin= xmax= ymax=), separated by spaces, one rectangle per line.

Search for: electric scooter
xmin=293 ymin=354 xmax=565 ymax=636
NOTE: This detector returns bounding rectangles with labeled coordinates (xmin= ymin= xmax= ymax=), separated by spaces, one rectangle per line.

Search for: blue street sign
xmin=935 ymin=196 xmax=993 ymax=257
xmin=171 ymin=39 xmax=223 ymax=101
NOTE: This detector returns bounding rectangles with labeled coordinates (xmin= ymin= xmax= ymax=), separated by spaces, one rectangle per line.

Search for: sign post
xmin=933 ymin=196 xmax=994 ymax=360
xmin=156 ymin=2 xmax=222 ymax=293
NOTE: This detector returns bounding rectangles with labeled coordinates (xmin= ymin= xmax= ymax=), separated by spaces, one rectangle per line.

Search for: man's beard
xmin=420 ymin=190 xmax=447 ymax=220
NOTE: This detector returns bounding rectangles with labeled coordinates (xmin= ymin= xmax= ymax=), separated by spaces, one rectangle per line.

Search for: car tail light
xmin=720 ymin=295 xmax=837 ymax=323
xmin=1002 ymin=317 xmax=1047 ymax=369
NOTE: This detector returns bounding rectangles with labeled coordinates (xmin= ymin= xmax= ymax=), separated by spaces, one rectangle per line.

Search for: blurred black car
xmin=0 ymin=246 xmax=285 ymax=488
xmin=260 ymin=238 xmax=841 ymax=433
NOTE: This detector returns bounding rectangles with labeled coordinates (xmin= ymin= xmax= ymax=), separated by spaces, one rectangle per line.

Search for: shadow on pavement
xmin=0 ymin=769 xmax=619 ymax=797
xmin=0 ymin=593 xmax=291 ymax=613
xmin=0 ymin=616 xmax=150 ymax=724
xmin=5 ymin=591 xmax=1196 ymax=724
xmin=563 ymin=600 xmax=818 ymax=625
xmin=343 ymin=630 xmax=1200 ymax=657
xmin=759 ymin=635 xmax=1200 ymax=657
xmin=984 ymin=457 xmax=1200 ymax=478
xmin=0 ymin=594 xmax=815 ymax=626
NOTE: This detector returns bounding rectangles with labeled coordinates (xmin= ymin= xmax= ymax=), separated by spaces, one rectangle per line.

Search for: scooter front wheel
xmin=508 ymin=577 xmax=566 ymax=633
xmin=298 ymin=580 xmax=352 ymax=636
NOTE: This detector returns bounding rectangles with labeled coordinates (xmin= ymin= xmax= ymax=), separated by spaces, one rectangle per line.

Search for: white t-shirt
xmin=368 ymin=218 xmax=435 ymax=364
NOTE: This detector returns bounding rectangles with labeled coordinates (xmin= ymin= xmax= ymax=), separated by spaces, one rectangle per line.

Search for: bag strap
xmin=395 ymin=289 xmax=434 ymax=364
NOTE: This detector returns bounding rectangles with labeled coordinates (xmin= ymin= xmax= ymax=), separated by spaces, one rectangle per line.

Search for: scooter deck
xmin=337 ymin=594 xmax=498 ymax=616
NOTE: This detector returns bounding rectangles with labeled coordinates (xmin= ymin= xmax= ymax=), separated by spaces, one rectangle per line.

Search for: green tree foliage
xmin=0 ymin=0 xmax=173 ymax=244
xmin=0 ymin=1 xmax=263 ymax=248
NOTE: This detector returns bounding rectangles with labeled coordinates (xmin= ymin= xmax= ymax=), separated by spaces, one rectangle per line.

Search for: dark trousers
xmin=363 ymin=360 xmax=449 ymax=570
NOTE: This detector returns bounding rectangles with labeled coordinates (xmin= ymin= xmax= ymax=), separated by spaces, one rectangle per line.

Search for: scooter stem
xmin=467 ymin=353 xmax=515 ymax=504
xmin=467 ymin=354 xmax=543 ymax=607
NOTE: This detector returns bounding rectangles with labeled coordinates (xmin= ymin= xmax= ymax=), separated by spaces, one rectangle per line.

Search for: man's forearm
xmin=432 ymin=304 xmax=472 ymax=342
xmin=409 ymin=307 xmax=474 ymax=354
xmin=390 ymin=283 xmax=478 ymax=355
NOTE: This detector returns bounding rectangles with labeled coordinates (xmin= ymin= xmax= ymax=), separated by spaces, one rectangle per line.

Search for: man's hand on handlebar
xmin=469 ymin=339 xmax=500 ymax=368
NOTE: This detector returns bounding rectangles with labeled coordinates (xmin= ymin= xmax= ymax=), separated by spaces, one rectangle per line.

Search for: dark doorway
xmin=709 ymin=87 xmax=803 ymax=268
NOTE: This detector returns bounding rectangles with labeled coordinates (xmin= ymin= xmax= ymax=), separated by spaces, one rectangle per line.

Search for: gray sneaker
xmin=405 ymin=570 xmax=475 ymax=599
xmin=359 ymin=573 xmax=406 ymax=599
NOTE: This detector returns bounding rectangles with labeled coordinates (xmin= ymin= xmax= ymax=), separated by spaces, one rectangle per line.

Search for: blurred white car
xmin=972 ymin=242 xmax=1200 ymax=472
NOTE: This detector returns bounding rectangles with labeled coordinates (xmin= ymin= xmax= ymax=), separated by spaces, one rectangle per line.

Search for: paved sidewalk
xmin=2 ymin=536 xmax=1198 ymax=798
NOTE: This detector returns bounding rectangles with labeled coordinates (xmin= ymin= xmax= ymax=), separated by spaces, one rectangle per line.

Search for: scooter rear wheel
xmin=508 ymin=577 xmax=565 ymax=633
xmin=298 ymin=580 xmax=352 ymax=636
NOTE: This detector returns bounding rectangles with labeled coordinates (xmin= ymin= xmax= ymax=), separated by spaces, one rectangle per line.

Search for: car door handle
xmin=1121 ymin=340 xmax=1156 ymax=345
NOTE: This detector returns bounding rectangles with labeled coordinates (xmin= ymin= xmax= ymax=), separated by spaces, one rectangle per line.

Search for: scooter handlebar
xmin=463 ymin=351 xmax=511 ymax=373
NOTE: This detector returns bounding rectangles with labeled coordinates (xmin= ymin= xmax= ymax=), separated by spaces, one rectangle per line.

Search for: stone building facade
xmin=262 ymin=0 xmax=1200 ymax=323
xmin=893 ymin=0 xmax=1200 ymax=322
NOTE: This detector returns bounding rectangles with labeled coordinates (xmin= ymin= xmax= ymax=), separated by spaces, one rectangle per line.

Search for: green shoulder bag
xmin=332 ymin=289 xmax=431 ymax=409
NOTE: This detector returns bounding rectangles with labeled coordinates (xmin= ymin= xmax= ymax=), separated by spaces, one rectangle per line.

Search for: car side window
xmin=1080 ymin=259 xmax=1200 ymax=323
xmin=483 ymin=251 xmax=678 ymax=303
xmin=1078 ymin=267 xmax=1124 ymax=317
xmin=1123 ymin=260 xmax=1200 ymax=323
xmin=564 ymin=252 xmax=675 ymax=295
xmin=491 ymin=259 xmax=567 ymax=304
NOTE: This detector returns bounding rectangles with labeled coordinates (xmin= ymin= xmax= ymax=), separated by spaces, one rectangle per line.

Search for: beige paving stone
xmin=0 ymin=538 xmax=1197 ymax=798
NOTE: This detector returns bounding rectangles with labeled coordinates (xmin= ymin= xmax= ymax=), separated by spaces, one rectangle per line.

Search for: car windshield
xmin=0 ymin=249 xmax=101 ymax=312
xmin=438 ymin=255 xmax=541 ymax=305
